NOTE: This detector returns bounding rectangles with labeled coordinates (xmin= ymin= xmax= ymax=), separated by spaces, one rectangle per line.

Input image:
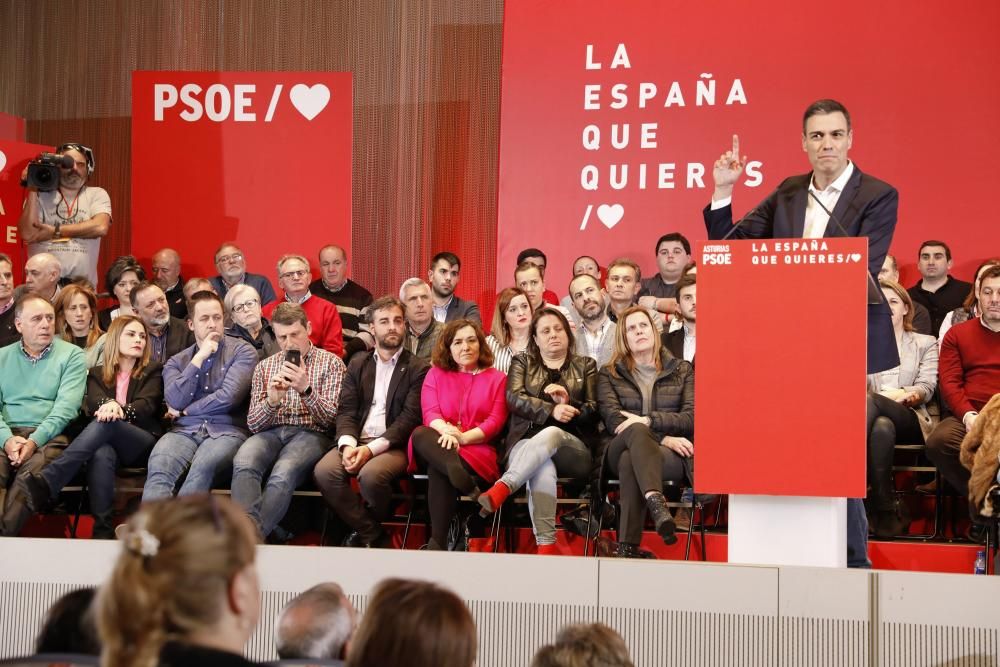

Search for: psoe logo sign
xmin=154 ymin=83 xmax=330 ymax=122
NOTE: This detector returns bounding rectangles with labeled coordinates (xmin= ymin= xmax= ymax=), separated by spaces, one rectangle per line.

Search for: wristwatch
xmin=302 ymin=385 xmax=313 ymax=397
xmin=53 ymin=221 xmax=62 ymax=239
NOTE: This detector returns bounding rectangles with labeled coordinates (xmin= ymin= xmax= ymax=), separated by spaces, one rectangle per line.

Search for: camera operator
xmin=18 ymin=143 xmax=111 ymax=288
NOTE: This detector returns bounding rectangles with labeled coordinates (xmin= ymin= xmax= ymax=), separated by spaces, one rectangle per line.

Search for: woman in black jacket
xmin=478 ymin=307 xmax=597 ymax=554
xmin=25 ymin=315 xmax=163 ymax=538
xmin=597 ymin=306 xmax=694 ymax=557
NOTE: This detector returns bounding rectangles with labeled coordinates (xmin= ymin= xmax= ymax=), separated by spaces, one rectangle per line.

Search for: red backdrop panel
xmin=131 ymin=72 xmax=352 ymax=283
xmin=0 ymin=139 xmax=55 ymax=278
xmin=497 ymin=0 xmax=1000 ymax=293
xmin=0 ymin=113 xmax=27 ymax=142
xmin=695 ymin=239 xmax=868 ymax=497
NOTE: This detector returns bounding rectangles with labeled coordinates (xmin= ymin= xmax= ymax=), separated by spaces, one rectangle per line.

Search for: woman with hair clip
xmin=409 ymin=318 xmax=508 ymax=551
xmin=54 ymin=282 xmax=106 ymax=367
xmin=597 ymin=305 xmax=694 ymax=558
xmin=478 ymin=307 xmax=597 ymax=555
xmin=95 ymin=495 xmax=261 ymax=666
xmin=486 ymin=286 xmax=533 ymax=373
xmin=24 ymin=315 xmax=163 ymax=539
xmin=97 ymin=255 xmax=145 ymax=331
xmin=865 ymin=280 xmax=938 ymax=537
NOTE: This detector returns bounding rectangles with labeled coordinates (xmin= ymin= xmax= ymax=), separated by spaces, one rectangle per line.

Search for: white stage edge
xmin=729 ymin=494 xmax=847 ymax=567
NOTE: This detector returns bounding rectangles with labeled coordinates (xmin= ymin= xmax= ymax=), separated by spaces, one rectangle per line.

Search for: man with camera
xmin=18 ymin=143 xmax=111 ymax=288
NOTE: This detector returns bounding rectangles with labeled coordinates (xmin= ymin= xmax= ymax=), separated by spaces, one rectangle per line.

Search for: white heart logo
xmin=0 ymin=150 xmax=7 ymax=173
xmin=849 ymin=253 xmax=862 ymax=263
xmin=596 ymin=204 xmax=624 ymax=229
xmin=289 ymin=84 xmax=330 ymax=121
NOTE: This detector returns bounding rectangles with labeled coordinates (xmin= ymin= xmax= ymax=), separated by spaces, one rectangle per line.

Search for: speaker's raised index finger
xmin=732 ymin=134 xmax=740 ymax=162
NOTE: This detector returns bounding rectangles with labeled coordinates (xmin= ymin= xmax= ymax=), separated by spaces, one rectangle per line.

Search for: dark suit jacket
xmin=704 ymin=164 xmax=899 ymax=373
xmin=161 ymin=317 xmax=195 ymax=363
xmin=335 ymin=348 xmax=430 ymax=450
xmin=83 ymin=362 xmax=165 ymax=436
xmin=661 ymin=328 xmax=694 ymax=368
xmin=445 ymin=295 xmax=482 ymax=324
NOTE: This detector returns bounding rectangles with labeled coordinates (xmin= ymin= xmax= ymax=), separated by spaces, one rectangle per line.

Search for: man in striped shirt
xmin=310 ymin=244 xmax=374 ymax=361
xmin=231 ymin=302 xmax=346 ymax=540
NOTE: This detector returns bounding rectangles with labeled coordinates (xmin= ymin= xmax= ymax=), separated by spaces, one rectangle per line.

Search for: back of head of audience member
xmin=96 ymin=495 xmax=260 ymax=667
xmin=276 ymin=582 xmax=356 ymax=661
xmin=531 ymin=623 xmax=634 ymax=667
xmin=36 ymin=586 xmax=100 ymax=656
xmin=346 ymin=578 xmax=476 ymax=667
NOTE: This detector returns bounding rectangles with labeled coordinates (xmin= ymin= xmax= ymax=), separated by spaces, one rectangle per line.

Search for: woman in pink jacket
xmin=410 ymin=318 xmax=508 ymax=550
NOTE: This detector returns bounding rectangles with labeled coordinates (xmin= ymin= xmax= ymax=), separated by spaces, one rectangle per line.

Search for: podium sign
xmin=695 ymin=238 xmax=868 ymax=498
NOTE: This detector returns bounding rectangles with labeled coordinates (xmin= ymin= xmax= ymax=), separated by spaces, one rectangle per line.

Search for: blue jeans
xmin=230 ymin=426 xmax=330 ymax=537
xmin=847 ymin=497 xmax=871 ymax=568
xmin=41 ymin=420 xmax=156 ymax=523
xmin=142 ymin=430 xmax=246 ymax=501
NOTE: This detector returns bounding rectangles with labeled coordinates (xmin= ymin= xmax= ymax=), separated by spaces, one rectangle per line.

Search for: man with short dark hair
xmin=400 ymin=278 xmax=444 ymax=360
xmin=427 ymin=252 xmax=481 ymax=324
xmin=879 ymin=254 xmax=931 ymax=335
xmin=638 ymin=233 xmax=691 ymax=317
xmin=907 ymin=240 xmax=973 ymax=335
xmin=233 ymin=302 xmax=346 ymax=540
xmin=142 ymin=291 xmax=258 ymax=501
xmin=662 ymin=273 xmax=696 ymax=365
xmin=275 ymin=582 xmax=357 ymax=662
xmin=0 ymin=253 xmax=17 ymax=347
xmin=263 ymin=254 xmax=344 ymax=357
xmin=605 ymin=258 xmax=663 ymax=331
xmin=131 ymin=282 xmax=193 ymax=364
xmin=516 ymin=248 xmax=560 ymax=305
xmin=569 ymin=273 xmax=616 ymax=367
xmin=209 ymin=242 xmax=278 ymax=305
xmin=310 ymin=244 xmax=374 ymax=359
xmin=151 ymin=248 xmax=187 ymax=319
xmin=314 ymin=296 xmax=429 ymax=548
xmin=0 ymin=295 xmax=86 ymax=535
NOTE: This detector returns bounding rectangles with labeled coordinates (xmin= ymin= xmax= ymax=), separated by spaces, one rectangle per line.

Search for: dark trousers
xmin=314 ymin=447 xmax=408 ymax=543
xmin=606 ymin=423 xmax=688 ymax=545
xmin=866 ymin=393 xmax=922 ymax=511
xmin=0 ymin=428 xmax=68 ymax=535
xmin=925 ymin=417 xmax=969 ymax=494
xmin=41 ymin=420 xmax=156 ymax=537
xmin=411 ymin=426 xmax=485 ymax=547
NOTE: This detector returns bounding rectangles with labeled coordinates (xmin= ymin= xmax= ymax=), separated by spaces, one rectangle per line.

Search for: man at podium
xmin=703 ymin=99 xmax=900 ymax=568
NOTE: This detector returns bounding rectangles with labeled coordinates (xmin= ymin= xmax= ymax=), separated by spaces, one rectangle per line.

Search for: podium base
xmin=728 ymin=495 xmax=847 ymax=567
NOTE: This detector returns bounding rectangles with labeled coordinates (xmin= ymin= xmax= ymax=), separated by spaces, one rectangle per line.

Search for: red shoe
xmin=537 ymin=543 xmax=561 ymax=555
xmin=478 ymin=481 xmax=512 ymax=514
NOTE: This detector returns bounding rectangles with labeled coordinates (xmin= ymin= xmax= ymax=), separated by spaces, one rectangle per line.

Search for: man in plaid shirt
xmin=231 ymin=302 xmax=346 ymax=540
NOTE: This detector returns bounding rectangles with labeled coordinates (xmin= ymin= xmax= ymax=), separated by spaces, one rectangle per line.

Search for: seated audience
xmin=479 ymin=307 xmax=597 ymax=555
xmin=597 ymin=306 xmax=694 ymax=557
xmin=314 ymin=297 xmax=428 ymax=548
xmin=661 ymin=273 xmax=696 ymax=365
xmin=98 ymin=255 xmax=144 ymax=330
xmin=410 ymin=319 xmax=507 ymax=550
xmin=25 ymin=316 xmax=163 ymax=539
xmin=878 ymin=254 xmax=932 ymax=335
xmin=142 ymin=292 xmax=256 ymax=501
xmin=225 ymin=284 xmax=280 ymax=361
xmin=311 ymin=244 xmax=375 ymax=359
xmin=937 ymin=257 xmax=1000 ymax=342
xmin=0 ymin=253 xmax=16 ymax=347
xmin=486 ymin=287 xmax=533 ymax=373
xmin=516 ymin=249 xmax=560 ymax=305
xmin=233 ymin=302 xmax=346 ymax=540
xmin=54 ymin=282 xmax=107 ymax=367
xmin=210 ymin=242 xmax=278 ymax=305
xmin=346 ymin=578 xmax=476 ymax=667
xmin=263 ymin=254 xmax=344 ymax=357
xmin=96 ymin=495 xmax=261 ymax=666
xmin=183 ymin=276 xmax=216 ymax=303
xmin=276 ymin=582 xmax=357 ymax=662
xmin=0 ymin=295 xmax=86 ymax=536
xmin=35 ymin=586 xmax=100 ymax=656
xmin=131 ymin=281 xmax=193 ymax=364
xmin=22 ymin=253 xmax=62 ymax=302
xmin=569 ymin=273 xmax=616 ymax=368
xmin=605 ymin=258 xmax=662 ymax=332
xmin=865 ymin=281 xmax=938 ymax=537
xmin=638 ymin=232 xmax=691 ymax=317
xmin=428 ymin=252 xmax=481 ymax=324
xmin=151 ymin=247 xmax=188 ymax=319
xmin=400 ymin=277 xmax=444 ymax=360
xmin=908 ymin=240 xmax=973 ymax=335
xmin=531 ymin=623 xmax=634 ymax=667
xmin=925 ymin=266 xmax=1000 ymax=516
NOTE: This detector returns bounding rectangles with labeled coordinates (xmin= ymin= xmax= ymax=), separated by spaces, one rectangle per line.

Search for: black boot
xmin=23 ymin=473 xmax=52 ymax=513
xmin=92 ymin=511 xmax=115 ymax=540
xmin=612 ymin=542 xmax=656 ymax=559
xmin=645 ymin=492 xmax=678 ymax=545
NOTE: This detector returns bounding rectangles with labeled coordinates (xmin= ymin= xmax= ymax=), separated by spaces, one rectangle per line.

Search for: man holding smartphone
xmin=232 ymin=302 xmax=346 ymax=541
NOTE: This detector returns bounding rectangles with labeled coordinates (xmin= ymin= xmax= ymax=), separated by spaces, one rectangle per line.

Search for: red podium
xmin=694 ymin=238 xmax=868 ymax=566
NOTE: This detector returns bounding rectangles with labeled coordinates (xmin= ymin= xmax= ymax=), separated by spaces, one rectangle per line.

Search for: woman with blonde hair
xmin=96 ymin=495 xmax=261 ymax=666
xmin=54 ymin=282 xmax=106 ymax=367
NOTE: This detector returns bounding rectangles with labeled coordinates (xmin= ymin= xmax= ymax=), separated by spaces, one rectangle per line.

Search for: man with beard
xmin=19 ymin=143 xmax=111 ymax=287
xmin=569 ymin=273 xmax=616 ymax=367
xmin=314 ymin=296 xmax=429 ymax=547
xmin=428 ymin=252 xmax=481 ymax=324
xmin=151 ymin=248 xmax=187 ymax=319
xmin=0 ymin=254 xmax=16 ymax=347
xmin=131 ymin=281 xmax=193 ymax=364
xmin=662 ymin=273 xmax=696 ymax=366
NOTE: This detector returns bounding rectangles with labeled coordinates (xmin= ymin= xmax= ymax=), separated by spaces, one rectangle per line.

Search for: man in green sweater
xmin=0 ymin=294 xmax=86 ymax=535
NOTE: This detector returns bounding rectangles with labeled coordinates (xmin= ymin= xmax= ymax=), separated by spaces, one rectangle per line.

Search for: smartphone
xmin=284 ymin=349 xmax=302 ymax=367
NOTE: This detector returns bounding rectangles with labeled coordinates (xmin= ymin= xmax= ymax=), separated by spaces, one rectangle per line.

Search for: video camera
xmin=22 ymin=153 xmax=74 ymax=192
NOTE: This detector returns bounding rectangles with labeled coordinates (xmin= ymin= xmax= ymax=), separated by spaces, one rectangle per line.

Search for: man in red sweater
xmin=263 ymin=255 xmax=344 ymax=357
xmin=926 ymin=265 xmax=1000 ymax=501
